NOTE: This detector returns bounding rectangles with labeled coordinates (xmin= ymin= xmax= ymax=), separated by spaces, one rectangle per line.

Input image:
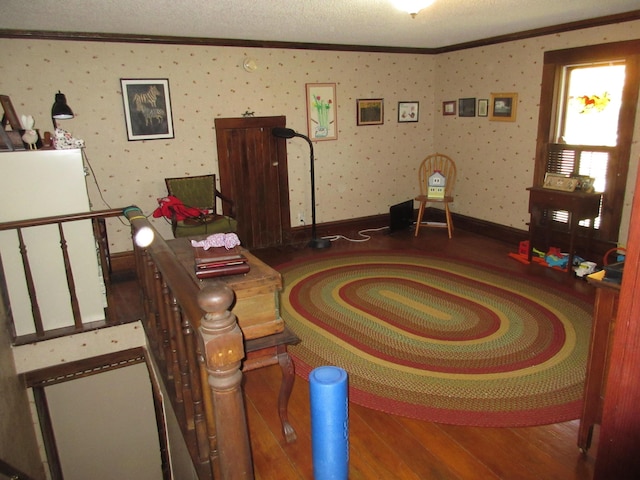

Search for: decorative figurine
xmin=20 ymin=115 xmax=39 ymax=149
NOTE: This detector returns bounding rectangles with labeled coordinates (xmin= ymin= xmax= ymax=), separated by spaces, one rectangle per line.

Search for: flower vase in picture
xmin=313 ymin=94 xmax=332 ymax=138
xmin=306 ymin=83 xmax=337 ymax=140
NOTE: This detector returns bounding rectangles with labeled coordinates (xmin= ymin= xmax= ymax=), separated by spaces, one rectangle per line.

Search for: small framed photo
xmin=575 ymin=175 xmax=596 ymax=193
xmin=543 ymin=173 xmax=579 ymax=192
xmin=120 ymin=78 xmax=174 ymax=141
xmin=356 ymin=99 xmax=384 ymax=126
xmin=489 ymin=92 xmax=518 ymax=122
xmin=398 ymin=101 xmax=419 ymax=122
xmin=306 ymin=83 xmax=338 ymax=141
xmin=458 ymin=98 xmax=476 ymax=117
xmin=477 ymin=99 xmax=489 ymax=117
xmin=443 ymin=101 xmax=456 ymax=116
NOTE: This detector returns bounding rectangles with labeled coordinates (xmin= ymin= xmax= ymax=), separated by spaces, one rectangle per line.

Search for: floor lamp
xmin=272 ymin=127 xmax=331 ymax=249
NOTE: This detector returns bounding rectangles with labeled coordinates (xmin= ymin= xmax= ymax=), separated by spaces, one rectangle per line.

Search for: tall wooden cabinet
xmin=214 ymin=116 xmax=291 ymax=249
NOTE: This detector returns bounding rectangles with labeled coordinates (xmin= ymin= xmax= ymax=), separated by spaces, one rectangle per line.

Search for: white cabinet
xmin=0 ymin=149 xmax=106 ymax=336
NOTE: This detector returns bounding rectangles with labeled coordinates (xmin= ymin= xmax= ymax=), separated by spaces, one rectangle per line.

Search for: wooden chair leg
xmin=445 ymin=203 xmax=453 ymax=239
xmin=414 ymin=202 xmax=426 ymax=237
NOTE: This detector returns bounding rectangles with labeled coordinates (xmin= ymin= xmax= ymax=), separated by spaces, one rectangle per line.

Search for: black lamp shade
xmin=272 ymin=127 xmax=297 ymax=139
xmin=51 ymin=92 xmax=74 ymax=119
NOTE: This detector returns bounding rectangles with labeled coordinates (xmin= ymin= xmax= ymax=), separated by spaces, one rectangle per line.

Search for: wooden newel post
xmin=197 ymin=282 xmax=254 ymax=480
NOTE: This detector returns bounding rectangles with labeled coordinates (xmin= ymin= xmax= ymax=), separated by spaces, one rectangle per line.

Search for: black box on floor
xmin=389 ymin=200 xmax=414 ymax=234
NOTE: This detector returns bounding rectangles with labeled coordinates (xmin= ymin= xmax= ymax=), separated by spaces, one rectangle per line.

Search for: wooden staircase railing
xmin=124 ymin=206 xmax=253 ymax=480
xmin=2 ymin=206 xmax=254 ymax=479
xmin=0 ymin=208 xmax=124 ymax=343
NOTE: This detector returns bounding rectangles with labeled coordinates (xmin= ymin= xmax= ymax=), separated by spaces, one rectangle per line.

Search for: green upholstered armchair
xmin=164 ymin=174 xmax=238 ymax=238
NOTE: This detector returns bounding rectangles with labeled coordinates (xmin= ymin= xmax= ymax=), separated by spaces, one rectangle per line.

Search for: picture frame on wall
xmin=356 ymin=98 xmax=384 ymax=126
xmin=458 ymin=98 xmax=476 ymax=117
xmin=443 ymin=101 xmax=456 ymax=116
xmin=489 ymin=92 xmax=518 ymax=122
xmin=306 ymin=83 xmax=338 ymax=141
xmin=398 ymin=101 xmax=419 ymax=122
xmin=120 ymin=78 xmax=174 ymax=141
xmin=477 ymin=99 xmax=489 ymax=117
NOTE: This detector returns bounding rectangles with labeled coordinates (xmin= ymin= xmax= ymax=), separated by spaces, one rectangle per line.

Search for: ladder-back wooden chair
xmin=414 ymin=153 xmax=457 ymax=239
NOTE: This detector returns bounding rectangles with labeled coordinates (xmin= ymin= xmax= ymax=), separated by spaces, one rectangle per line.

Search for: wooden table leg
xmin=243 ymin=327 xmax=300 ymax=443
xmin=276 ymin=344 xmax=297 ymax=443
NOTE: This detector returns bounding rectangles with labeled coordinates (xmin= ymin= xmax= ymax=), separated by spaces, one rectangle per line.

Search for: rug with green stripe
xmin=278 ymin=250 xmax=592 ymax=427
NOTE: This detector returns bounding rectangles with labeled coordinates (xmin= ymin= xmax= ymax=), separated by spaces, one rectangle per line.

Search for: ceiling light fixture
xmin=391 ymin=0 xmax=436 ymax=18
xmin=243 ymin=57 xmax=258 ymax=73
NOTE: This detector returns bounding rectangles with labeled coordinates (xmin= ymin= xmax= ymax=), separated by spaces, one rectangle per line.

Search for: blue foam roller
xmin=309 ymin=366 xmax=349 ymax=480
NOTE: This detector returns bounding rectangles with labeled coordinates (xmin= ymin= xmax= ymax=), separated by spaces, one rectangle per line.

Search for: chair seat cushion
xmin=415 ymin=195 xmax=454 ymax=202
xmin=183 ymin=214 xmax=219 ymax=226
xmin=174 ymin=216 xmax=238 ymax=238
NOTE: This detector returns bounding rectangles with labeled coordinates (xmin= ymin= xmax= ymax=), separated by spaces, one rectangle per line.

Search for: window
xmin=534 ymin=40 xmax=640 ymax=242
xmin=559 ymin=63 xmax=625 ymax=147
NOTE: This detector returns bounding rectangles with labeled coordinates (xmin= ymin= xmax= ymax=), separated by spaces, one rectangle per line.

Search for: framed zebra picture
xmin=120 ymin=78 xmax=174 ymax=140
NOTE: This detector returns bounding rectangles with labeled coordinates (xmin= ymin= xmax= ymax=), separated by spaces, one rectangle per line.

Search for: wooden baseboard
xmin=291 ymin=209 xmax=529 ymax=247
xmin=290 ymin=208 xmax=614 ymax=259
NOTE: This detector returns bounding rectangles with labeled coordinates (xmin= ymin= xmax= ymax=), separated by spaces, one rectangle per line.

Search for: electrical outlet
xmin=297 ymin=212 xmax=305 ymax=224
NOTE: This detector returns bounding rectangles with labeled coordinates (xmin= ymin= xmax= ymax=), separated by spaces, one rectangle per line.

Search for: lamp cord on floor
xmin=322 ymin=226 xmax=389 ymax=243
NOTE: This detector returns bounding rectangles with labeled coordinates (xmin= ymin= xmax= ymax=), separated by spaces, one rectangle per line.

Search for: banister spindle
xmin=58 ymin=222 xmax=83 ymax=330
xmin=92 ymin=217 xmax=114 ymax=323
xmin=183 ymin=316 xmax=210 ymax=462
xmin=160 ymin=280 xmax=177 ymax=384
xmin=16 ymin=228 xmax=44 ymax=336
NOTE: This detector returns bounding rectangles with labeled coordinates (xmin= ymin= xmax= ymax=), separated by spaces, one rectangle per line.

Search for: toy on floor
xmin=545 ymin=252 xmax=569 ymax=269
xmin=574 ymin=261 xmax=597 ymax=278
xmin=509 ymin=241 xmax=577 ymax=271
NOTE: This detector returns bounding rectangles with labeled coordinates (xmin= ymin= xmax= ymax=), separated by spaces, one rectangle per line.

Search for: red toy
xmin=153 ymin=196 xmax=207 ymax=221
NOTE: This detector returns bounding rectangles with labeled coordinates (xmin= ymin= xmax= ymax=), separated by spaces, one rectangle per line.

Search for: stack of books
xmin=194 ymin=246 xmax=250 ymax=279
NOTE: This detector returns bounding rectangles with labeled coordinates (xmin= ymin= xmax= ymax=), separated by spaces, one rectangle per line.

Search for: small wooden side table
xmin=578 ymin=270 xmax=620 ymax=452
xmin=527 ymin=187 xmax=602 ymax=275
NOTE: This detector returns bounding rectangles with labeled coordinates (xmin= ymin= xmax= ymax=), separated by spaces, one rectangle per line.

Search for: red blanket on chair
xmin=153 ymin=196 xmax=207 ymax=221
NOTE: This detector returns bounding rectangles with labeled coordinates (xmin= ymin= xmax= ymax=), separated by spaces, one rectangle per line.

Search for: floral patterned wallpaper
xmin=0 ymin=20 xmax=638 ymax=252
xmin=434 ymin=26 xmax=640 ymax=247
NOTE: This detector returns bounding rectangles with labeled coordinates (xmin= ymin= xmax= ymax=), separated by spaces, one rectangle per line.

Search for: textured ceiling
xmin=1 ymin=0 xmax=639 ymax=49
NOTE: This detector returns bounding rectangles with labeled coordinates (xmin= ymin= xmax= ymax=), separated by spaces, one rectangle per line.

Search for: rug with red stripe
xmin=278 ymin=250 xmax=592 ymax=427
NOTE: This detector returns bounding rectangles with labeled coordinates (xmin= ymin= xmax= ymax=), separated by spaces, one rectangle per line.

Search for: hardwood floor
xmin=246 ymin=226 xmax=598 ymax=480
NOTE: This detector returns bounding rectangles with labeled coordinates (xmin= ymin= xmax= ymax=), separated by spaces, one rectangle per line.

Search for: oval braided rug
xmin=278 ymin=250 xmax=593 ymax=427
